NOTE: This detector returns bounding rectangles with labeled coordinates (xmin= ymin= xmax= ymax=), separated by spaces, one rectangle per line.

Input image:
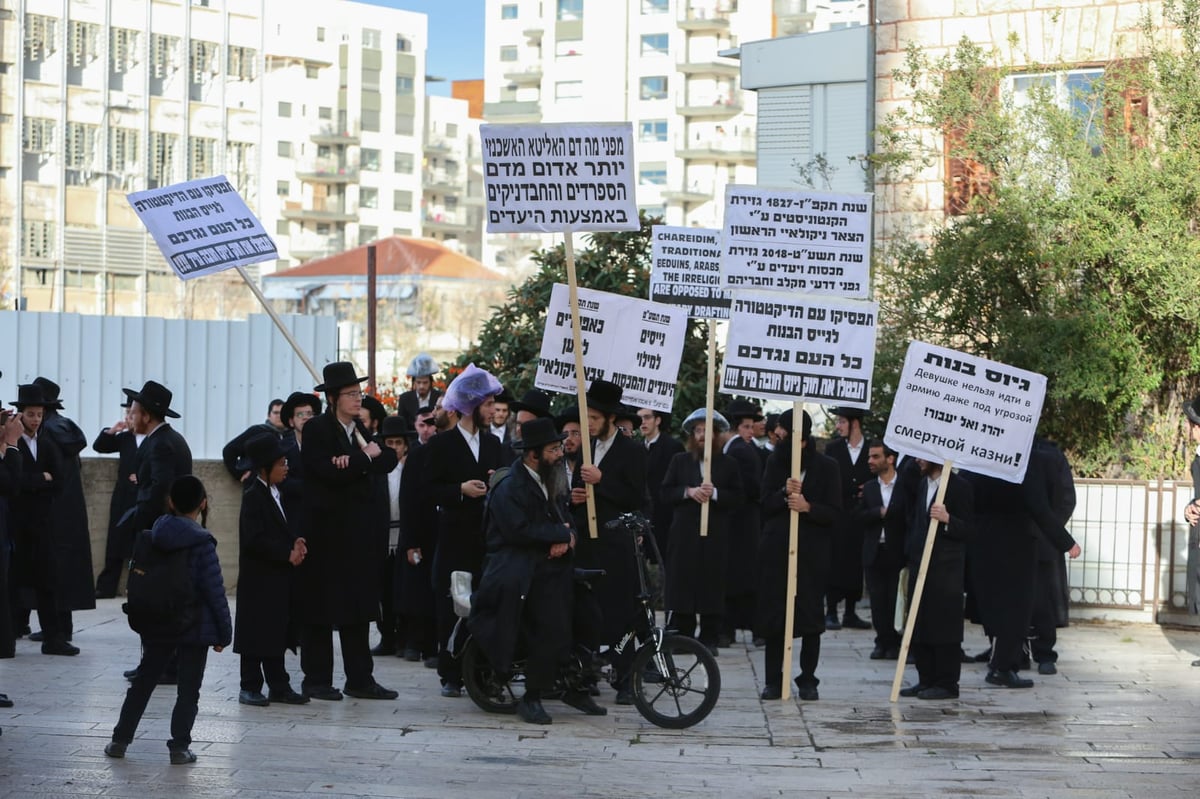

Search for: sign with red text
xmin=650 ymin=225 xmax=730 ymax=319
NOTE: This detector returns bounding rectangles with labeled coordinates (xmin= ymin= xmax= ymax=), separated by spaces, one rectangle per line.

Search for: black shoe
xmin=104 ymin=741 xmax=127 ymax=758
xmin=28 ymin=631 xmax=44 ymax=642
xmin=917 ymin=686 xmax=959 ymax=700
xmin=303 ymin=685 xmax=344 ymax=701
xmin=169 ymin=748 xmax=198 ymax=765
xmin=562 ymin=691 xmax=607 ymax=716
xmin=343 ymin=682 xmax=398 ymax=700
xmin=793 ymin=676 xmax=819 ymax=701
xmin=972 ymin=648 xmax=992 ymax=663
xmin=517 ymin=697 xmax=552 ymax=724
xmin=842 ymin=613 xmax=872 ymax=630
xmin=370 ymin=642 xmax=396 ymax=657
xmin=1037 ymin=661 xmax=1057 ymax=676
xmin=760 ymin=685 xmax=782 ymax=700
xmin=41 ymin=640 xmax=79 ymax=656
xmin=869 ymin=645 xmax=888 ymax=660
xmin=898 ymin=684 xmax=926 ymax=698
xmin=239 ymin=690 xmax=270 ymax=706
xmin=985 ymin=670 xmax=1033 ymax=689
xmin=824 ymin=614 xmax=842 ymax=631
xmin=752 ymin=637 xmax=766 ymax=648
xmin=267 ymin=688 xmax=310 ymax=705
xmin=588 ymin=684 xmax=601 ymax=696
xmin=123 ymin=668 xmax=139 ymax=681
xmin=15 ymin=625 xmax=30 ymax=638
xmin=423 ymin=656 xmax=439 ymax=669
xmin=884 ymin=647 xmax=900 ymax=660
xmin=614 ymin=687 xmax=633 ymax=705
xmin=0 ymin=693 xmax=12 ymax=708
xmin=440 ymin=683 xmax=463 ymax=698
xmin=402 ymin=648 xmax=421 ymax=662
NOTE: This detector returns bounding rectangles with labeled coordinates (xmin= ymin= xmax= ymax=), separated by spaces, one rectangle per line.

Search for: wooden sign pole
xmin=889 ymin=458 xmax=954 ymax=702
xmin=780 ymin=400 xmax=804 ymax=700
xmin=564 ymin=231 xmax=599 ymax=539
xmin=699 ymin=321 xmax=716 ymax=537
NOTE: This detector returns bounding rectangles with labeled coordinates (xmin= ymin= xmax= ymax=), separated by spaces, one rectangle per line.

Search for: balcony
xmin=675 ymin=131 xmax=755 ymax=163
xmin=423 ymin=168 xmax=463 ymax=193
xmin=523 ymin=25 xmax=543 ymax=43
xmin=677 ymin=95 xmax=743 ymax=119
xmin=662 ymin=183 xmax=714 ymax=204
xmin=310 ymin=125 xmax=361 ymax=146
xmin=296 ymin=158 xmax=359 ymax=183
xmin=483 ymin=100 xmax=542 ymax=122
xmin=422 ymin=210 xmax=472 ymax=233
xmin=287 ymin=234 xmax=345 ymax=260
xmin=503 ymin=64 xmax=543 ymax=85
xmin=280 ymin=200 xmax=357 ymax=223
xmin=677 ymin=6 xmax=731 ymax=32
xmin=677 ymin=58 xmax=739 ymax=78
xmin=424 ymin=137 xmax=453 ymax=154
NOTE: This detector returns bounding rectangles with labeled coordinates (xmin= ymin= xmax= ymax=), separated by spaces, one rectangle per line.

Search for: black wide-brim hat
xmin=121 ymin=380 xmax=181 ymax=418
xmin=615 ymin=404 xmax=640 ymax=424
xmin=1186 ymin=396 xmax=1200 ymax=426
xmin=554 ymin=404 xmax=581 ymax=431
xmin=32 ymin=377 xmax=64 ymax=410
xmin=779 ymin=408 xmax=813 ymax=439
xmin=827 ymin=406 xmax=871 ymax=421
xmin=281 ymin=391 xmax=322 ymax=428
xmin=514 ymin=416 xmax=568 ymax=451
xmin=585 ymin=379 xmax=625 ymax=415
xmin=510 ymin=389 xmax=553 ymax=419
xmin=11 ymin=383 xmax=54 ymax=409
xmin=381 ymin=414 xmax=419 ymax=439
xmin=235 ymin=431 xmax=289 ymax=473
xmin=314 ymin=361 xmax=369 ymax=393
xmin=723 ymin=398 xmax=763 ymax=423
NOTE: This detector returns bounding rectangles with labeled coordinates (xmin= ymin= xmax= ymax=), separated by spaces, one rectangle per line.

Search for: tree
xmin=871 ymin=1 xmax=1200 ymax=477
xmin=455 ymin=213 xmax=720 ymax=423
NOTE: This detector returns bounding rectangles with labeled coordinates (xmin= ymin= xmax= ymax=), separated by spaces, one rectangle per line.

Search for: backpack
xmin=122 ymin=529 xmax=199 ymax=639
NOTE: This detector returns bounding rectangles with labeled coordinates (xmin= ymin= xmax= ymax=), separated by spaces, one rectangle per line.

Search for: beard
xmin=685 ymin=433 xmax=707 ymax=460
xmin=536 ymin=454 xmax=569 ymax=502
xmin=472 ymin=405 xmax=490 ymax=430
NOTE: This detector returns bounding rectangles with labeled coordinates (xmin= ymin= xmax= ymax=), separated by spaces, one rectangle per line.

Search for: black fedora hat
xmin=511 ymin=389 xmax=553 ymax=419
xmin=723 ymin=398 xmax=763 ymax=423
xmin=778 ymin=408 xmax=813 ymax=439
xmin=1186 ymin=396 xmax=1200 ymax=426
xmin=11 ymin=383 xmax=54 ymax=409
xmin=314 ymin=361 xmax=369 ymax=393
xmin=381 ymin=414 xmax=419 ymax=439
xmin=585 ymin=379 xmax=624 ymax=415
xmin=235 ymin=431 xmax=289 ymax=473
xmin=828 ymin=406 xmax=871 ymax=421
xmin=32 ymin=377 xmax=64 ymax=410
xmin=121 ymin=380 xmax=181 ymax=419
xmin=514 ymin=417 xmax=567 ymax=451
xmin=281 ymin=391 xmax=322 ymax=428
xmin=554 ymin=404 xmax=581 ymax=431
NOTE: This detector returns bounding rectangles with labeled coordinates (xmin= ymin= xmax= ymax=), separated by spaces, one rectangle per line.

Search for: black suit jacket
xmin=856 ymin=476 xmax=909 ymax=569
xmin=117 ymin=423 xmax=192 ymax=537
xmin=426 ymin=425 xmax=504 ymax=589
xmin=222 ymin=422 xmax=281 ymax=481
xmin=645 ymin=434 xmax=684 ymax=538
xmin=397 ymin=389 xmax=442 ymax=426
xmin=92 ymin=427 xmax=140 ymax=535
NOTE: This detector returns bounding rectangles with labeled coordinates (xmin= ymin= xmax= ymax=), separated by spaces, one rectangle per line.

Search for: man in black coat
xmin=93 ymin=401 xmax=142 ymax=598
xmin=1029 ymin=437 xmax=1078 ymax=674
xmin=115 ymin=381 xmax=193 ymax=539
xmin=720 ymin=399 xmax=765 ymax=643
xmin=424 ymin=364 xmax=505 ymax=696
xmin=396 ymin=353 xmax=443 ymax=426
xmin=1184 ymin=399 xmax=1200 ymax=666
xmin=0 ymin=408 xmax=24 ymax=664
xmin=221 ymin=399 xmax=285 ymax=483
xmin=295 ymin=362 xmax=399 ymax=701
xmin=854 ymin=441 xmax=909 ymax=660
xmin=638 ymin=407 xmax=683 ymax=556
xmin=469 ymin=417 xmax=604 ymax=725
xmin=899 ymin=459 xmax=974 ymax=700
xmin=822 ymin=406 xmax=873 ymax=630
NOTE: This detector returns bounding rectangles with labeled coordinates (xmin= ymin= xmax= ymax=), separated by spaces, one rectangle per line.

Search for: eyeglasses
xmin=339 ymin=389 xmax=364 ymax=399
xmin=294 ymin=410 xmax=315 ymax=419
xmin=544 ymin=444 xmax=564 ymax=454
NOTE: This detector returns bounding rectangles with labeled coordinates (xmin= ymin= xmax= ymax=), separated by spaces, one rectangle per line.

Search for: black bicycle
xmin=458 ymin=512 xmax=720 ymax=729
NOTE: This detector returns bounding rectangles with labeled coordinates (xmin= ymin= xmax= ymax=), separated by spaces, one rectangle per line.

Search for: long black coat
xmin=396 ymin=438 xmax=436 ymax=615
xmin=571 ymin=432 xmax=648 ymax=643
xmin=233 ymin=479 xmax=300 ymax=656
xmin=295 ymin=412 xmax=398 ymax=625
xmin=661 ymin=452 xmax=743 ymax=615
xmin=754 ymin=440 xmax=842 ymax=638
xmin=0 ymin=446 xmax=22 ymax=653
xmin=906 ymin=471 xmax=974 ymax=645
xmin=13 ymin=433 xmax=64 ymax=598
xmin=723 ymin=436 xmax=764 ymax=600
xmin=116 ymin=423 xmax=193 ymax=539
xmin=824 ymin=437 xmax=871 ymax=596
xmin=645 ymin=433 xmax=685 ymax=552
xmin=40 ymin=411 xmax=94 ymax=610
xmin=1190 ymin=452 xmax=1200 ymax=615
xmin=468 ymin=462 xmax=574 ymax=675
xmin=93 ymin=427 xmax=140 ymax=563
xmin=425 ymin=425 xmax=503 ymax=591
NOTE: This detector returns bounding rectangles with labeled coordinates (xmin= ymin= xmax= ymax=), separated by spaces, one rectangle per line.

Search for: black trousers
xmin=671 ymin=612 xmax=722 ymax=647
xmin=376 ymin=551 xmax=398 ymax=645
xmin=435 ymin=591 xmax=463 ymax=687
xmin=240 ymin=655 xmax=290 ymax=693
xmin=763 ymin=633 xmax=821 ymax=690
xmin=912 ymin=640 xmax=961 ymax=691
xmin=1030 ymin=559 xmax=1060 ymax=664
xmin=989 ymin=634 xmax=1026 ymax=672
xmin=299 ymin=622 xmax=374 ymax=691
xmin=113 ymin=641 xmax=208 ymax=751
xmin=95 ymin=526 xmax=133 ymax=597
xmin=864 ymin=544 xmax=905 ymax=650
xmin=34 ymin=589 xmax=71 ymax=644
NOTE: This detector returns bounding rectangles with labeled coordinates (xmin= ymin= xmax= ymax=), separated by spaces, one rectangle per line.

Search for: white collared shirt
xmin=878 ymin=472 xmax=896 ymax=543
xmin=490 ymin=423 xmax=507 ymax=441
xmin=925 ymin=475 xmax=940 ymax=510
xmin=643 ymin=433 xmax=659 ymax=451
xmin=21 ymin=432 xmax=37 ymax=460
xmin=342 ymin=419 xmax=357 ymax=444
xmin=258 ymin=477 xmax=286 ymax=520
xmin=847 ymin=437 xmax=864 ymax=465
xmin=458 ymin=421 xmax=480 ymax=461
xmin=593 ymin=430 xmax=619 ymax=465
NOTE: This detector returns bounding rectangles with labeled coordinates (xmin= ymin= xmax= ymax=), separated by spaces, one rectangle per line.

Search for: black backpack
xmin=122 ymin=529 xmax=199 ymax=639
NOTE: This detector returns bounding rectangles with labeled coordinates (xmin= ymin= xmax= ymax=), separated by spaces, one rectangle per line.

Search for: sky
xmin=361 ymin=0 xmax=486 ymax=96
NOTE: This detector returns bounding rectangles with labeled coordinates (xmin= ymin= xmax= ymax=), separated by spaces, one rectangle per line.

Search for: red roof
xmin=266 ymin=236 xmax=504 ymax=281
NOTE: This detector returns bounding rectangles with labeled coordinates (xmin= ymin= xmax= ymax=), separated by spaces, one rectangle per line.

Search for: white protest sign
xmin=535 ymin=283 xmax=686 ymax=412
xmin=650 ymin=225 xmax=730 ymax=320
xmin=481 ymin=122 xmax=639 ymax=233
xmin=721 ymin=185 xmax=872 ymax=298
xmin=721 ymin=290 xmax=877 ymax=406
xmin=128 ymin=176 xmax=277 ymax=280
xmin=885 ymin=341 xmax=1047 ymax=483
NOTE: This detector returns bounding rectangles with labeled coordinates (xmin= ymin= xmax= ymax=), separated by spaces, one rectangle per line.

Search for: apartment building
xmin=422 ymin=93 xmax=484 ymax=260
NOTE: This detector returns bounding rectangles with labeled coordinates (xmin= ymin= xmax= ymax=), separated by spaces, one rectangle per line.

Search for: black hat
xmin=1187 ymin=397 xmax=1200 ymax=426
xmin=554 ymin=404 xmax=581 ymax=431
xmin=32 ymin=377 xmax=64 ymax=410
xmin=778 ymin=409 xmax=813 ymax=439
xmin=361 ymin=394 xmax=387 ymax=426
xmin=828 ymin=406 xmax=870 ymax=421
xmin=121 ymin=380 xmax=181 ymax=419
xmin=314 ymin=361 xmax=369 ymax=393
xmin=724 ymin=398 xmax=763 ymax=423
xmin=235 ymin=431 xmax=289 ymax=473
xmin=514 ymin=417 xmax=567 ymax=451
xmin=11 ymin=383 xmax=54 ymax=409
xmin=281 ymin=391 xmax=322 ymax=428
xmin=494 ymin=386 xmax=515 ymax=405
xmin=586 ymin=379 xmax=624 ymax=415
xmin=510 ymin=389 xmax=553 ymax=419
xmin=381 ymin=414 xmax=419 ymax=439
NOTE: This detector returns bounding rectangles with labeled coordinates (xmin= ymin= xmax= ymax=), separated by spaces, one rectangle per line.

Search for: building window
xmin=22 ymin=118 xmax=55 ymax=153
xmin=227 ymin=141 xmax=255 ymax=195
xmin=395 ymin=152 xmax=414 ymax=173
xmin=639 ymin=166 xmax=667 ymax=185
xmin=359 ymin=226 xmax=378 ymax=245
xmin=278 ymin=101 xmax=292 ymax=117
xmin=360 ymin=187 xmax=378 ymax=209
xmin=317 ymin=26 xmax=326 ymax=42
xmin=227 ymin=45 xmax=257 ymax=81
xmin=21 ymin=221 xmax=55 ymax=259
xmin=110 ymin=28 xmax=139 ymax=74
xmin=64 ymin=122 xmax=99 ymax=170
xmin=640 ymin=76 xmax=668 ymax=100
xmin=556 ymin=38 xmax=582 ymax=57
xmin=396 ymin=35 xmax=412 ymax=52
xmin=556 ymin=80 xmax=583 ymax=100
xmin=396 ymin=75 xmax=414 ymax=95
xmin=318 ymin=106 xmax=332 ymax=120
xmin=446 ymin=123 xmax=458 ymax=138
xmin=394 ymin=190 xmax=413 ymax=211
xmin=189 ymin=137 xmax=217 ymax=180
xmin=149 ymin=131 xmax=179 ymax=188
xmin=362 ymin=28 xmax=381 ymax=49
xmin=150 ymin=34 xmax=180 ymax=78
xmin=557 ymin=0 xmax=583 ymax=21
xmin=24 ymin=14 xmax=58 ymax=61
xmin=306 ymin=64 xmax=320 ymax=79
xmin=360 ymin=148 xmax=381 ymax=171
xmin=501 ymin=4 xmax=518 ymax=19
xmin=640 ymin=33 xmax=669 ymax=56
xmin=500 ymin=45 xmax=519 ymax=62
xmin=276 ymin=219 xmax=289 ymax=235
xmin=189 ymin=40 xmax=218 ymax=84
xmin=640 ymin=204 xmax=666 ymax=220
xmin=363 ymin=110 xmax=381 ymax=132
xmin=277 ymin=140 xmax=293 ymax=157
xmin=641 ymin=0 xmax=668 ymax=13
xmin=395 ymin=112 xmax=414 ymax=135
xmin=276 ymin=180 xmax=290 ymax=196
xmin=108 ymin=127 xmax=139 ymax=174
xmin=639 ymin=119 xmax=668 ymax=142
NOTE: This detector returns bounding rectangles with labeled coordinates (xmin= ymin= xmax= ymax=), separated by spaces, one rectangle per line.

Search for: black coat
xmin=116 ymin=423 xmax=193 ymax=539
xmin=754 ymin=441 xmax=842 ymax=638
xmin=661 ymin=452 xmax=743 ymax=615
xmin=906 ymin=471 xmax=974 ymax=645
xmin=0 ymin=446 xmax=20 ymax=655
xmin=222 ymin=422 xmax=282 ymax=481
xmin=92 ymin=428 xmax=140 ymax=539
xmin=468 ymin=462 xmax=574 ymax=675
xmin=396 ymin=439 xmax=436 ymax=614
xmin=397 ymin=388 xmax=442 ymax=426
xmin=824 ymin=436 xmax=871 ymax=595
xmin=233 ymin=479 xmax=301 ymax=656
xmin=13 ymin=433 xmax=64 ymax=597
xmin=723 ymin=436 xmax=764 ymax=599
xmin=425 ymin=425 xmax=503 ymax=591
xmin=1031 ymin=439 xmax=1076 ymax=626
xmin=856 ymin=475 xmax=910 ymax=572
xmin=40 ymin=411 xmax=94 ymax=610
xmin=571 ymin=432 xmax=648 ymax=643
xmin=645 ymin=434 xmax=685 ymax=550
xmin=295 ymin=412 xmax=398 ymax=625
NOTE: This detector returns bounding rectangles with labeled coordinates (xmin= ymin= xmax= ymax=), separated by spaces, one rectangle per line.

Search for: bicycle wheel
xmin=461 ymin=639 xmax=521 ymax=714
xmin=629 ymin=633 xmax=720 ymax=729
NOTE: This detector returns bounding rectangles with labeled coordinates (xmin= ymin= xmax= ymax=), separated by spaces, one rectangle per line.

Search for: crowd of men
xmin=0 ymin=355 xmax=1099 ymax=738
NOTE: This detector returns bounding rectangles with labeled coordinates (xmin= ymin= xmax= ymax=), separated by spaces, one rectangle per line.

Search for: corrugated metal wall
xmin=0 ymin=311 xmax=338 ymax=459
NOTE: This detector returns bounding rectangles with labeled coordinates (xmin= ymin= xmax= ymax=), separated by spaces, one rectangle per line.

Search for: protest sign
xmin=535 ymin=283 xmax=686 ymax=413
xmin=884 ymin=342 xmax=1046 ymax=483
xmin=128 ymin=176 xmax=277 ymax=280
xmin=481 ymin=122 xmax=639 ymax=232
xmin=720 ymin=291 xmax=877 ymax=407
xmin=720 ymin=185 xmax=872 ymax=298
xmin=650 ymin=225 xmax=730 ymax=320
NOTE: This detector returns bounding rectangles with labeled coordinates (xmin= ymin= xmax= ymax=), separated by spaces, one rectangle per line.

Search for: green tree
xmin=456 ymin=213 xmax=720 ymax=422
xmin=871 ymin=1 xmax=1200 ymax=477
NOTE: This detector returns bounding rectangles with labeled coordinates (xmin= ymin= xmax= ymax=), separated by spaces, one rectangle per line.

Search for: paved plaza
xmin=1 ymin=599 xmax=1198 ymax=798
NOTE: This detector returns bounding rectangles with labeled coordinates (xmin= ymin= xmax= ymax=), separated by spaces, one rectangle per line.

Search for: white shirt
xmin=643 ymin=433 xmax=659 ymax=451
xmin=924 ymin=474 xmax=940 ymax=510
xmin=258 ymin=477 xmax=286 ymax=520
xmin=847 ymin=437 xmax=864 ymax=465
xmin=490 ymin=423 xmax=507 ymax=441
xmin=593 ymin=430 xmax=619 ymax=465
xmin=342 ymin=419 xmax=358 ymax=444
xmin=458 ymin=422 xmax=480 ymax=461
xmin=21 ymin=432 xmax=37 ymax=460
xmin=387 ymin=461 xmax=404 ymax=550
xmin=877 ymin=472 xmax=896 ymax=543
